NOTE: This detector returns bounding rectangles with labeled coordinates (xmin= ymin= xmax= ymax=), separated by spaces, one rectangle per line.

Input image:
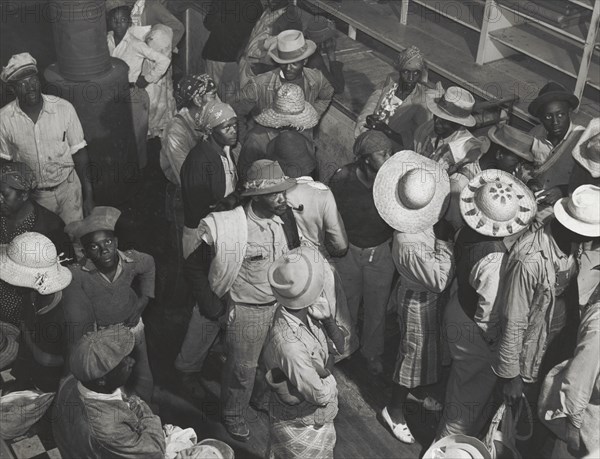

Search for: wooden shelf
xmin=489 ymin=22 xmax=600 ymax=90
xmin=411 ymin=0 xmax=485 ymax=32
xmin=497 ymin=0 xmax=594 ymax=45
xmin=569 ymin=0 xmax=595 ymax=11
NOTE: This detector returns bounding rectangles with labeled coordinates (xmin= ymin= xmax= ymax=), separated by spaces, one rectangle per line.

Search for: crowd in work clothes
xmin=1 ymin=1 xmax=599 ymax=458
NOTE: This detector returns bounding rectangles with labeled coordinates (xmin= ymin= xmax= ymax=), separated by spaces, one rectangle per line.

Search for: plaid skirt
xmin=392 ymin=285 xmax=445 ymax=388
xmin=268 ymin=420 xmax=336 ymax=459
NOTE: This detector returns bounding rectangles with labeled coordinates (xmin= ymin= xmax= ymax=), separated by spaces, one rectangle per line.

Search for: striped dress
xmin=391 ymin=228 xmax=455 ymax=388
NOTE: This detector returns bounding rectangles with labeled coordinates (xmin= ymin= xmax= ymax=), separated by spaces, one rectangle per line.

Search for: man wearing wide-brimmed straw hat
xmin=373 ymin=150 xmax=454 ymax=444
xmin=330 ymin=131 xmax=395 ymax=376
xmin=414 ymin=86 xmax=486 ymax=173
xmin=569 ymin=117 xmax=600 ymax=193
xmin=234 ymin=29 xmax=334 ymax=121
xmin=528 ymin=82 xmax=585 ymax=206
xmin=263 ymin=245 xmax=343 ymax=458
xmin=445 ymin=123 xmax=536 ymax=231
xmin=178 ymin=159 xmax=304 ymax=441
xmin=62 ymin=207 xmax=156 ymax=403
xmin=438 ymin=169 xmax=537 ymax=439
xmin=493 ymin=184 xmax=600 ymax=456
xmin=0 ymin=232 xmax=72 ymax=391
xmin=238 ymin=83 xmax=318 ymax=181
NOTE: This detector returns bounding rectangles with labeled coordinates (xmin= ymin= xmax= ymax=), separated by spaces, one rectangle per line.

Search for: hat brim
xmin=268 ymin=40 xmax=317 ymax=64
xmin=254 ymin=104 xmax=319 ymax=130
xmin=528 ymin=91 xmax=579 ymax=117
xmin=241 ymin=178 xmax=297 ymax=196
xmin=426 ymin=97 xmax=476 ymax=127
xmin=0 ymin=245 xmax=73 ymax=295
xmin=488 ymin=125 xmax=534 ymax=162
xmin=373 ymin=150 xmax=451 ymax=233
xmin=554 ymin=197 xmax=600 ymax=237
xmin=572 ymin=118 xmax=600 ymax=179
xmin=424 ymin=434 xmax=491 ymax=459
xmin=460 ymin=169 xmax=537 ymax=237
xmin=0 ymin=322 xmax=20 ymax=370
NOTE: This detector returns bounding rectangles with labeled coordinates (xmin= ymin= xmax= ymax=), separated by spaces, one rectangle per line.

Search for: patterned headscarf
xmin=194 ymin=100 xmax=237 ymax=139
xmin=175 ymin=74 xmax=217 ymax=110
xmin=395 ymin=46 xmax=425 ymax=72
xmin=353 ymin=131 xmax=392 ymax=157
xmin=0 ymin=161 xmax=37 ymax=191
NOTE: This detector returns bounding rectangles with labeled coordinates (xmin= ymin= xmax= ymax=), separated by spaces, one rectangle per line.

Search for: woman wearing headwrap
xmin=355 ymin=46 xmax=443 ymax=150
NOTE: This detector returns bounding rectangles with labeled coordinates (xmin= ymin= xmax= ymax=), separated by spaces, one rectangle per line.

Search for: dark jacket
xmin=180 ymin=137 xmax=236 ymax=228
xmin=306 ymin=53 xmax=345 ymax=95
xmin=31 ymin=201 xmax=73 ymax=259
xmin=202 ymin=0 xmax=263 ymax=62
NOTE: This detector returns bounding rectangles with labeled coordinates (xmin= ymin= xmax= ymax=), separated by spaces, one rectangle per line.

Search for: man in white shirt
xmin=0 ymin=53 xmax=94 ymax=224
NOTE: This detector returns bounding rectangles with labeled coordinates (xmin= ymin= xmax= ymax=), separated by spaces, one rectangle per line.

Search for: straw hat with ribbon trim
xmin=0 ymin=321 xmax=20 ymax=370
xmin=373 ymin=150 xmax=451 ymax=233
xmin=268 ymin=245 xmax=325 ymax=310
xmin=487 ymin=124 xmax=535 ymax=162
xmin=254 ymin=83 xmax=319 ymax=131
xmin=241 ymin=160 xmax=296 ymax=197
xmin=572 ymin=117 xmax=600 ymax=179
xmin=268 ymin=30 xmax=316 ymax=64
xmin=460 ymin=169 xmax=537 ymax=237
xmin=0 ymin=232 xmax=72 ymax=295
xmin=426 ymin=86 xmax=476 ymax=127
xmin=424 ymin=434 xmax=492 ymax=459
xmin=554 ymin=184 xmax=600 ymax=237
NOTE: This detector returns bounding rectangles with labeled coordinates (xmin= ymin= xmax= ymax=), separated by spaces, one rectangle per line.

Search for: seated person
xmin=355 ymin=46 xmax=443 ymax=150
xmin=304 ymin=16 xmax=345 ymax=94
xmin=53 ymin=325 xmax=166 ymax=458
xmin=414 ymin=86 xmax=484 ymax=174
xmin=63 ymin=207 xmax=155 ymax=403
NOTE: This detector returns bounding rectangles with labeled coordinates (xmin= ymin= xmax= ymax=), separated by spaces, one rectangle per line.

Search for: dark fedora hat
xmin=528 ymin=82 xmax=579 ymax=118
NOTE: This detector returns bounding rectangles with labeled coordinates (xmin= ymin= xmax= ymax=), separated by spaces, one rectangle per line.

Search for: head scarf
xmin=353 ymin=131 xmax=393 ymax=157
xmin=195 ymin=101 xmax=236 ymax=131
xmin=395 ymin=46 xmax=425 ymax=72
xmin=0 ymin=161 xmax=37 ymax=191
xmin=175 ymin=74 xmax=217 ymax=110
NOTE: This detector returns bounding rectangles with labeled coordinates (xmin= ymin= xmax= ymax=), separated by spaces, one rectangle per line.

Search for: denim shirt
xmin=493 ymin=223 xmax=579 ymax=383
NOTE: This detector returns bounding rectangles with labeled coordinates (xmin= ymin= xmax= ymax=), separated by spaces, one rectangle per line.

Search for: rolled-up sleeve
xmin=134 ymin=252 xmax=156 ymax=298
xmin=493 ymin=259 xmax=535 ymax=379
xmin=401 ymin=238 xmax=455 ymax=294
xmin=64 ymin=102 xmax=87 ymax=155
xmin=322 ymin=189 xmax=348 ymax=257
xmin=138 ymin=41 xmax=171 ymax=83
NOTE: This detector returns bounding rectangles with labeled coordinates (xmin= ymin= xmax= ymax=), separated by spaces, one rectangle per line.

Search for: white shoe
xmin=381 ymin=406 xmax=415 ymax=444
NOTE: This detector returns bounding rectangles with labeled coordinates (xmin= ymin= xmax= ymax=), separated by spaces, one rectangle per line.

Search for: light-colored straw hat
xmin=554 ymin=184 xmax=600 ymax=237
xmin=373 ymin=150 xmax=451 ymax=233
xmin=0 ymin=232 xmax=72 ymax=295
xmin=0 ymin=322 xmax=20 ymax=370
xmin=426 ymin=86 xmax=476 ymax=127
xmin=268 ymin=30 xmax=316 ymax=64
xmin=241 ymin=160 xmax=297 ymax=197
xmin=254 ymin=83 xmax=319 ymax=130
xmin=268 ymin=245 xmax=325 ymax=310
xmin=572 ymin=118 xmax=600 ymax=179
xmin=424 ymin=434 xmax=492 ymax=459
xmin=460 ymin=169 xmax=537 ymax=237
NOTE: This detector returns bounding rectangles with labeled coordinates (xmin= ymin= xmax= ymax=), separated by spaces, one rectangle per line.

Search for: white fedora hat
xmin=374 ymin=150 xmax=450 ymax=233
xmin=268 ymin=30 xmax=317 ymax=64
xmin=460 ymin=169 xmax=537 ymax=237
xmin=554 ymin=184 xmax=600 ymax=237
xmin=0 ymin=232 xmax=72 ymax=295
xmin=572 ymin=117 xmax=600 ymax=179
xmin=424 ymin=434 xmax=492 ymax=459
xmin=426 ymin=86 xmax=476 ymax=127
xmin=268 ymin=245 xmax=325 ymax=310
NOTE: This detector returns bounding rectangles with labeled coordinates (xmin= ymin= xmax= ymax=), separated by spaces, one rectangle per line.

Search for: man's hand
xmin=82 ymin=196 xmax=95 ymax=217
xmin=502 ymin=375 xmax=524 ymax=407
xmin=365 ymin=115 xmax=388 ymax=132
xmin=433 ymin=219 xmax=454 ymax=242
xmin=308 ymin=296 xmax=331 ymax=321
xmin=135 ymin=74 xmax=149 ymax=89
xmin=566 ymin=419 xmax=582 ymax=455
xmin=534 ymin=186 xmax=563 ymax=206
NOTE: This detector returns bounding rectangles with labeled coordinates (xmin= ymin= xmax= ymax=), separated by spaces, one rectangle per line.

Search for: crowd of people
xmin=1 ymin=1 xmax=599 ymax=458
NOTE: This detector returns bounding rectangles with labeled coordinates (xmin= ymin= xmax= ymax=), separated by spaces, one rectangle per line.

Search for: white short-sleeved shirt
xmin=0 ymin=94 xmax=86 ymax=187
